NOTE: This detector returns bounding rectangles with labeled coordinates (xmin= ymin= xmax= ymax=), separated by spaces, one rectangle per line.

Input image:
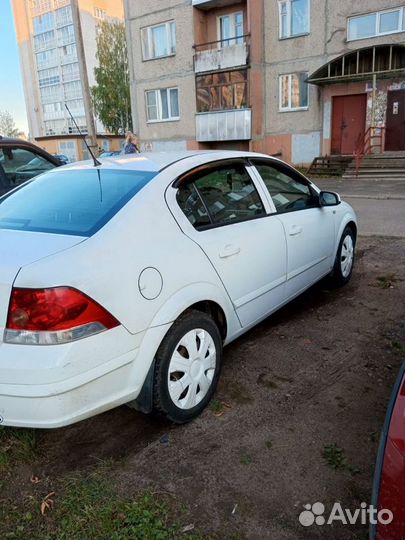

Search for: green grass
xmin=322 ymin=444 xmax=347 ymax=470
xmin=240 ymin=455 xmax=252 ymax=466
xmin=0 ymin=427 xmax=38 ymax=470
xmin=322 ymin=444 xmax=362 ymax=476
xmin=376 ymin=274 xmax=398 ymax=289
xmin=0 ymin=471 xmax=202 ymax=540
xmin=391 ymin=341 xmax=405 ymax=355
xmin=208 ymin=399 xmax=225 ymax=414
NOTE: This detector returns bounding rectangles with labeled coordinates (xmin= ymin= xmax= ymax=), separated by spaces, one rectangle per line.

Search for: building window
xmin=33 ymin=30 xmax=55 ymax=51
xmin=141 ymin=21 xmax=176 ymax=60
xmin=279 ymin=72 xmax=308 ymax=111
xmin=38 ymin=67 xmax=60 ymax=87
xmin=62 ymin=61 xmax=80 ymax=82
xmin=219 ymin=12 xmax=244 ymax=46
xmin=347 ymin=7 xmax=404 ymax=41
xmin=36 ymin=48 xmax=58 ymax=68
xmin=279 ymin=0 xmax=309 ymax=38
xmin=94 ymin=7 xmax=106 ymax=20
xmin=55 ymin=5 xmax=73 ymax=27
xmin=33 ymin=12 xmax=55 ymax=34
xmin=60 ymin=43 xmax=77 ymax=63
xmin=145 ymin=88 xmax=179 ymax=122
xmin=196 ymin=69 xmax=248 ymax=112
xmin=57 ymin=24 xmax=75 ymax=46
xmin=40 ymin=84 xmax=63 ymax=103
xmin=64 ymin=80 xmax=82 ymax=100
xmin=58 ymin=140 xmax=77 ymax=162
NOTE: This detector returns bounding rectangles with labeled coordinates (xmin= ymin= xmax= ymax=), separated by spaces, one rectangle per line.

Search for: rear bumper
xmin=0 ymin=353 xmax=138 ymax=428
xmin=0 ymin=323 xmax=170 ymax=428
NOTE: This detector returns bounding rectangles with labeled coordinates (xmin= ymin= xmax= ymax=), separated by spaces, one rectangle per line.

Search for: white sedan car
xmin=0 ymin=151 xmax=357 ymax=428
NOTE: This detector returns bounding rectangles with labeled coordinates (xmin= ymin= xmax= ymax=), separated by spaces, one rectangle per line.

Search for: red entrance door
xmin=385 ymin=89 xmax=405 ymax=151
xmin=331 ymin=94 xmax=367 ymax=155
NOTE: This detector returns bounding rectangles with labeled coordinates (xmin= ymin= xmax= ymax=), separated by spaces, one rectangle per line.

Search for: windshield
xmin=0 ymin=168 xmax=157 ymax=236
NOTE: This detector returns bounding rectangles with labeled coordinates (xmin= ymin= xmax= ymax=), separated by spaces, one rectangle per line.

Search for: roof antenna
xmin=65 ymin=104 xmax=101 ymax=167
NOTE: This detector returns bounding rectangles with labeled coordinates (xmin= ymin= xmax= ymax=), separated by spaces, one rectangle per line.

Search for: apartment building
xmin=12 ymin=0 xmax=124 ymax=161
xmin=125 ymin=0 xmax=405 ymax=164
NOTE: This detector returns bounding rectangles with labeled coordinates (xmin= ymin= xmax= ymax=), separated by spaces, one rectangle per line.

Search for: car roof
xmin=58 ymin=150 xmax=275 ymax=173
xmin=0 ymin=137 xmax=62 ymax=165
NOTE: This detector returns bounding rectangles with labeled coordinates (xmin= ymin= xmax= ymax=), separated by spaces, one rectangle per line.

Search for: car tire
xmin=329 ymin=226 xmax=355 ymax=287
xmin=152 ymin=310 xmax=222 ymax=423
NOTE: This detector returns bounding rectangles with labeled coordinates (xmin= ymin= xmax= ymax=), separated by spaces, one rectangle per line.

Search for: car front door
xmin=169 ymin=160 xmax=287 ymax=328
xmin=250 ymin=159 xmax=335 ymax=300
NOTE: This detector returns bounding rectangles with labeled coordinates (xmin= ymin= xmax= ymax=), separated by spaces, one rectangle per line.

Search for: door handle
xmin=289 ymin=225 xmax=303 ymax=236
xmin=219 ymin=244 xmax=241 ymax=258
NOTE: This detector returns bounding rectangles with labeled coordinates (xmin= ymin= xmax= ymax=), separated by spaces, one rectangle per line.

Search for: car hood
xmin=0 ymin=230 xmax=85 ymax=330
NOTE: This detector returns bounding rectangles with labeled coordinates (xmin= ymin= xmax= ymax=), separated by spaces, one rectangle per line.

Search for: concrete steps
xmin=342 ymin=152 xmax=405 ymax=181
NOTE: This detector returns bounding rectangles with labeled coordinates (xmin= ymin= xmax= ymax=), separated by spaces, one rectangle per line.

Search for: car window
xmin=253 ymin=161 xmax=318 ymax=213
xmin=0 ymin=147 xmax=55 ymax=188
xmin=176 ymin=182 xmax=211 ymax=229
xmin=177 ymin=163 xmax=265 ymax=229
xmin=0 ymin=168 xmax=157 ymax=236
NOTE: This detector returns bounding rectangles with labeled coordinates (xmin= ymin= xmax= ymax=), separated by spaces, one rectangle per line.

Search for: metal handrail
xmin=193 ymin=33 xmax=250 ymax=52
xmin=354 ymin=126 xmax=386 ymax=175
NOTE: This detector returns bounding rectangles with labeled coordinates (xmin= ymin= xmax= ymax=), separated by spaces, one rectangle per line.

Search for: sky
xmin=0 ymin=0 xmax=29 ymax=134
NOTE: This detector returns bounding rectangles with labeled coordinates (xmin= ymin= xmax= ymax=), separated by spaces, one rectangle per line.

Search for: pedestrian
xmin=123 ymin=131 xmax=140 ymax=154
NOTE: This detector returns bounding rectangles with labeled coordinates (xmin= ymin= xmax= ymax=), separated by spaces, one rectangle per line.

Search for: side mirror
xmin=319 ymin=191 xmax=341 ymax=206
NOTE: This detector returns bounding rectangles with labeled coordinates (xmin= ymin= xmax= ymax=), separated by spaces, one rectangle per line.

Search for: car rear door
xmin=167 ymin=159 xmax=287 ymax=328
xmin=250 ymin=159 xmax=335 ymax=300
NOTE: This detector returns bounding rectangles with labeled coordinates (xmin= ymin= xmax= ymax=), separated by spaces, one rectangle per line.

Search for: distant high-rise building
xmin=12 ymin=0 xmax=125 ymax=161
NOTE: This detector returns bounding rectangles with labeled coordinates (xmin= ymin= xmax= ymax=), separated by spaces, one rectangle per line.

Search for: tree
xmin=91 ymin=20 xmax=132 ymax=135
xmin=0 ymin=110 xmax=22 ymax=137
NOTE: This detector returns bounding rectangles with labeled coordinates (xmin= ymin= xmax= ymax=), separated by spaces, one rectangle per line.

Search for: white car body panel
xmin=276 ymin=207 xmax=335 ymax=298
xmin=166 ymin=183 xmax=287 ymax=328
xmin=0 ymin=151 xmax=357 ymax=428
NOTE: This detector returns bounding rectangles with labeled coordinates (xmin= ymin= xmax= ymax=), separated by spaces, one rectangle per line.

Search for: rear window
xmin=0 ymin=168 xmax=157 ymax=236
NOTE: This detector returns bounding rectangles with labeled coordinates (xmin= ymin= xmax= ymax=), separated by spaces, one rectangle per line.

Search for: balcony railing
xmin=196 ymin=108 xmax=251 ymax=142
xmin=193 ymin=35 xmax=249 ymax=73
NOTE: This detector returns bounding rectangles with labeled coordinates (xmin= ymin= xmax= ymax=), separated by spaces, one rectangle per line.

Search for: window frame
xmin=145 ymin=87 xmax=180 ymax=123
xmin=279 ymin=72 xmax=309 ymax=112
xmin=217 ymin=11 xmax=244 ymax=47
xmin=248 ymin=158 xmax=320 ymax=215
xmin=141 ymin=20 xmax=176 ymax=61
xmin=173 ymin=159 xmax=269 ymax=231
xmin=195 ymin=69 xmax=249 ymax=113
xmin=347 ymin=6 xmax=404 ymax=41
xmin=278 ymin=0 xmax=310 ymax=39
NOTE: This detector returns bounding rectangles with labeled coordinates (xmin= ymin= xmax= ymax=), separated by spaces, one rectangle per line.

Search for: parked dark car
xmin=0 ymin=137 xmax=63 ymax=196
xmin=371 ymin=360 xmax=405 ymax=540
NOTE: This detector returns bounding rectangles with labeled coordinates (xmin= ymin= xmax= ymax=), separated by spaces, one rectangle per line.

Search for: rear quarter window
xmin=0 ymin=168 xmax=157 ymax=236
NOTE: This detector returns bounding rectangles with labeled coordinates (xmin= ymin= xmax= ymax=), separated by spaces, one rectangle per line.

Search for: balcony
xmin=192 ymin=0 xmax=244 ymax=9
xmin=194 ymin=36 xmax=249 ymax=73
xmin=196 ymin=108 xmax=251 ymax=142
xmin=43 ymin=110 xmax=65 ymax=121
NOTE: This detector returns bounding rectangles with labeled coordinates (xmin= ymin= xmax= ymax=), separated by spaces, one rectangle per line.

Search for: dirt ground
xmin=2 ymin=235 xmax=404 ymax=539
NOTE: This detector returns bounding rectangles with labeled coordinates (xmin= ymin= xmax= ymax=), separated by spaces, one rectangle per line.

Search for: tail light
xmin=4 ymin=287 xmax=119 ymax=345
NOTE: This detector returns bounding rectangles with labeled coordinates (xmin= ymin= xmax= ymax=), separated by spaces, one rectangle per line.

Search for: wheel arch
xmin=345 ymin=220 xmax=357 ymax=242
xmin=184 ymin=300 xmax=227 ymax=341
xmin=129 ymin=285 xmax=239 ymax=414
xmin=334 ymin=212 xmax=358 ymax=257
